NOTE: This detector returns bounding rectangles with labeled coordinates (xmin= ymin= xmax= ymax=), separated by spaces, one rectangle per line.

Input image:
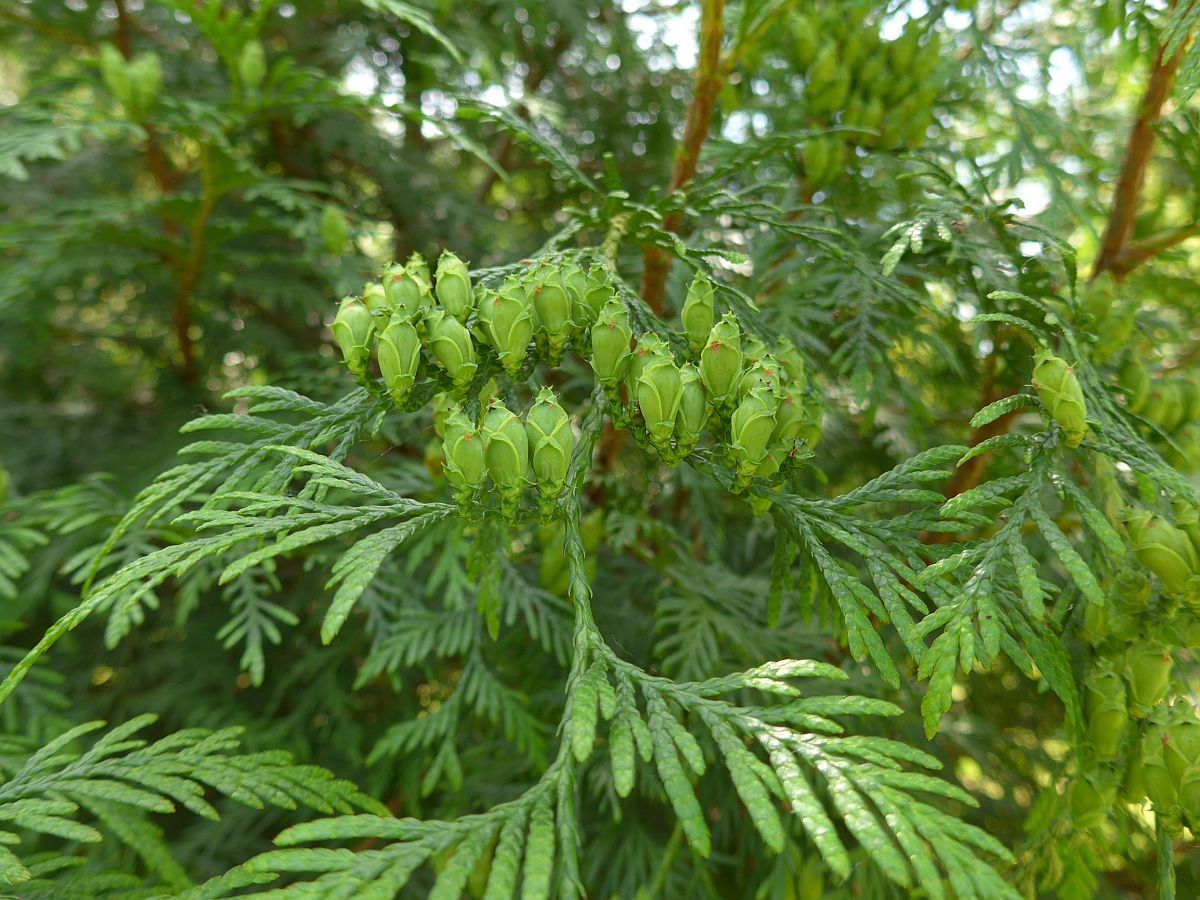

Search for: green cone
xmin=484 ymin=280 xmax=535 ymax=376
xmin=376 ymin=314 xmax=422 ymax=405
xmin=530 ymin=264 xmax=573 ymax=361
xmin=435 ymin=251 xmax=473 ymax=321
xmin=482 ymin=400 xmax=529 ymax=518
xmin=406 ymin=251 xmax=431 ymax=286
xmin=1084 ymin=664 xmax=1128 ymax=759
xmin=525 ymin=388 xmax=575 ymax=516
xmin=673 ymin=364 xmax=707 ymax=458
xmin=730 ymin=389 xmax=780 ymax=489
xmin=442 ymin=408 xmax=487 ymax=505
xmin=1126 ymin=640 xmax=1173 ymax=713
xmin=590 ymin=299 xmax=633 ymax=388
xmin=1032 ymin=349 xmax=1088 ymax=447
xmin=386 ymin=268 xmax=427 ymax=318
xmin=681 ymin=271 xmax=715 ymax=355
xmin=582 ymin=268 xmax=616 ymax=325
xmin=332 ymin=298 xmax=374 ymax=378
xmin=1122 ymin=509 xmax=1200 ymax=600
xmin=426 ymin=310 xmax=477 ymax=390
xmin=699 ymin=314 xmax=743 ymax=406
xmin=637 ymin=349 xmax=685 ymax=454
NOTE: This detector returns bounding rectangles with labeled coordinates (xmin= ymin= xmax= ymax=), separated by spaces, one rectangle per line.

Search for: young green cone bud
xmin=426 ymin=310 xmax=478 ymax=390
xmin=332 ymin=298 xmax=374 ymax=378
xmin=435 ymin=251 xmax=473 ymax=321
xmin=591 ymin=300 xmax=633 ymax=388
xmin=529 ymin=264 xmax=573 ymax=361
xmin=482 ymin=401 xmax=530 ymax=519
xmin=238 ymin=40 xmax=267 ymax=91
xmin=1126 ymin=640 xmax=1173 ymax=713
xmin=362 ymin=283 xmax=389 ymax=315
xmin=1140 ymin=719 xmax=1182 ymax=834
xmin=485 ymin=283 xmax=535 ymax=376
xmin=775 ymin=337 xmax=807 ymax=389
xmin=731 ymin=389 xmax=780 ymax=489
xmin=771 ymin=385 xmax=807 ymax=446
xmin=1122 ymin=509 xmax=1200 ymax=600
xmin=525 ymin=388 xmax=575 ymax=517
xmin=737 ymin=356 xmax=783 ymax=400
xmin=1032 ymin=349 xmax=1088 ymax=447
xmin=1085 ymin=665 xmax=1128 ymax=759
xmin=386 ymin=269 xmax=426 ymax=318
xmin=700 ymin=314 xmax=744 ymax=406
xmin=1172 ymin=498 xmax=1200 ymax=558
xmin=637 ymin=350 xmax=685 ymax=454
xmin=582 ymin=268 xmax=616 ymax=325
xmin=442 ymin=409 xmax=487 ymax=505
xmin=560 ymin=263 xmax=588 ymax=328
xmin=673 ymin=364 xmax=707 ymax=458
xmin=406 ymin=251 xmax=431 ymax=287
xmin=681 ymin=272 xmax=715 ymax=355
xmin=376 ymin=314 xmax=422 ymax=405
xmin=320 ymin=205 xmax=350 ymax=256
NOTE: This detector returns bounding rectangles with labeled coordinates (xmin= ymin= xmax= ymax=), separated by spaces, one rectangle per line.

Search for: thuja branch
xmin=1093 ymin=28 xmax=1189 ymax=281
xmin=640 ymin=0 xmax=726 ymax=313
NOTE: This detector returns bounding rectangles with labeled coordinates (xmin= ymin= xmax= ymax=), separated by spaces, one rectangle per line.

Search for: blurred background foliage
xmin=2 ymin=0 xmax=1200 ymax=896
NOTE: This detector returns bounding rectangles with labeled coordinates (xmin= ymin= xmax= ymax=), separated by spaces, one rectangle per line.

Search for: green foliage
xmin=4 ymin=0 xmax=1200 ymax=897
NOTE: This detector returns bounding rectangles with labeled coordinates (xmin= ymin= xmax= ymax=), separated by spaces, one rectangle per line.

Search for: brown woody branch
xmin=1092 ymin=35 xmax=1188 ymax=280
xmin=639 ymin=0 xmax=726 ymax=314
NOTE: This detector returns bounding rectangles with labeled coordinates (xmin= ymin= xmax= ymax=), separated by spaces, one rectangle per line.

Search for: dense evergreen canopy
xmin=3 ymin=0 xmax=1200 ymax=896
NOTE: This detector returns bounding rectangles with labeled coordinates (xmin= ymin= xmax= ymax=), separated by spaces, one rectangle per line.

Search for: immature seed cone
xmin=560 ymin=263 xmax=588 ymax=327
xmin=525 ymin=388 xmax=575 ymax=516
xmin=637 ymin=350 xmax=685 ymax=454
xmin=1122 ymin=509 xmax=1200 ymax=601
xmin=331 ymin=298 xmax=374 ymax=378
xmin=700 ymin=314 xmax=744 ymax=407
xmin=1031 ymin=349 xmax=1088 ymax=447
xmin=238 ymin=40 xmax=267 ymax=90
xmin=681 ymin=271 xmax=715 ymax=355
xmin=386 ymin=269 xmax=427 ymax=318
xmin=1084 ymin=664 xmax=1128 ymax=760
xmin=1125 ymin=639 xmax=1173 ymax=713
xmin=530 ymin=264 xmax=573 ymax=361
xmin=590 ymin=299 xmax=633 ymax=388
xmin=1140 ymin=717 xmax=1182 ymax=835
xmin=320 ymin=205 xmax=350 ymax=256
xmin=375 ymin=314 xmax=422 ymax=405
xmin=771 ymin=384 xmax=808 ymax=446
xmin=406 ymin=251 xmax=431 ymax=287
xmin=435 ymin=251 xmax=474 ymax=321
xmin=426 ymin=310 xmax=478 ymax=390
xmin=482 ymin=400 xmax=530 ymax=518
xmin=485 ymin=281 xmax=535 ymax=376
xmin=673 ymin=364 xmax=707 ymax=458
xmin=730 ymin=389 xmax=780 ymax=489
xmin=442 ymin=408 xmax=487 ymax=505
xmin=362 ymin=283 xmax=388 ymax=315
xmin=581 ymin=268 xmax=616 ymax=325
xmin=737 ymin=357 xmax=783 ymax=400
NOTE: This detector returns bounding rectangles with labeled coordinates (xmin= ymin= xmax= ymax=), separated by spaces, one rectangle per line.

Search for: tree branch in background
xmin=1092 ymin=36 xmax=1187 ymax=280
xmin=933 ymin=23 xmax=1193 ymax=520
xmin=639 ymin=0 xmax=726 ymax=314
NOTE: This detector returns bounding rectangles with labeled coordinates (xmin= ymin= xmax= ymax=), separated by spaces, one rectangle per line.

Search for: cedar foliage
xmin=3 ymin=0 xmax=1200 ymax=897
